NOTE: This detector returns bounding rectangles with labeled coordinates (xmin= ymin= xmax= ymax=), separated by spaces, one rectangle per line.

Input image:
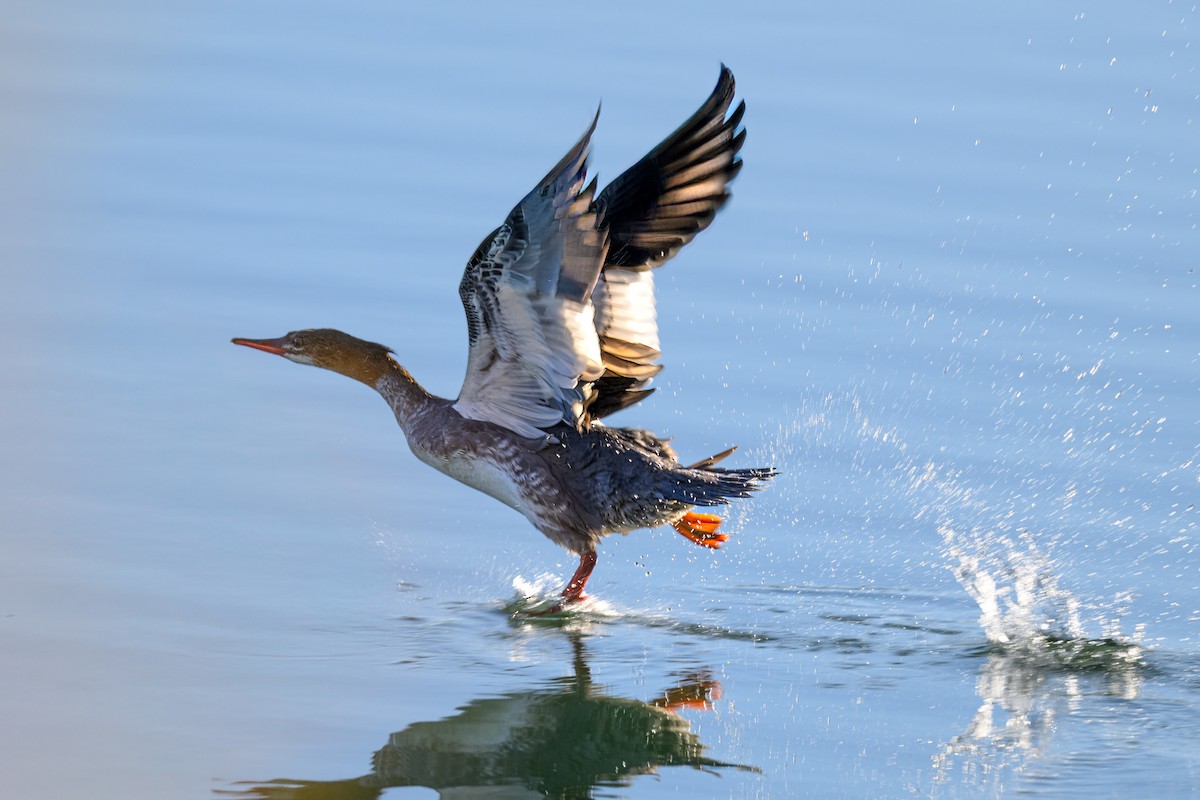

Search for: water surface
xmin=2 ymin=2 xmax=1198 ymax=797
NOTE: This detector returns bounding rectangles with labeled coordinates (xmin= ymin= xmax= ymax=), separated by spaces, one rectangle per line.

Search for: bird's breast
xmin=408 ymin=439 xmax=526 ymax=513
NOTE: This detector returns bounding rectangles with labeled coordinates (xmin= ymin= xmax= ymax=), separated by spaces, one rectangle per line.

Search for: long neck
xmin=373 ymin=357 xmax=435 ymax=429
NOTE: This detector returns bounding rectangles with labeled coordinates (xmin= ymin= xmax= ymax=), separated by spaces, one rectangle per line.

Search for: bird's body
xmin=234 ymin=67 xmax=774 ymax=611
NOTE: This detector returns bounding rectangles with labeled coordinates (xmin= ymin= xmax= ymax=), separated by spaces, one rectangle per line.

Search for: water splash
xmin=908 ymin=457 xmax=1144 ymax=663
xmin=504 ymin=573 xmax=620 ymax=623
xmin=746 ymin=394 xmax=1154 ymax=795
xmin=946 ymin=532 xmax=1083 ymax=645
xmin=746 ymin=395 xmax=1146 ymax=660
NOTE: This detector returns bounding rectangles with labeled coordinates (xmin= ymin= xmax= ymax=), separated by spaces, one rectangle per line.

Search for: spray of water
xmin=505 ymin=573 xmax=620 ymax=622
xmin=746 ymin=394 xmax=1144 ymax=662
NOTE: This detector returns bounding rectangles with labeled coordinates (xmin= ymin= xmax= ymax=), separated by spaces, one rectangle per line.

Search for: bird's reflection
xmin=222 ymin=636 xmax=756 ymax=799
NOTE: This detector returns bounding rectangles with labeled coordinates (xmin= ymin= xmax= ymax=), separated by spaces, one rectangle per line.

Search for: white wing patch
xmin=592 ymin=268 xmax=659 ymax=353
xmin=454 ymin=289 xmax=603 ymax=440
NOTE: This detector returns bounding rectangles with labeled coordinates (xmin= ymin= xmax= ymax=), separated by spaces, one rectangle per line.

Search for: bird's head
xmin=232 ymin=328 xmax=395 ymax=385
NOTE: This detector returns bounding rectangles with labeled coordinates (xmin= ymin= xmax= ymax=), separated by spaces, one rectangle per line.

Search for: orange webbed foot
xmin=673 ymin=512 xmax=729 ymax=549
xmin=652 ymin=675 xmax=724 ymax=714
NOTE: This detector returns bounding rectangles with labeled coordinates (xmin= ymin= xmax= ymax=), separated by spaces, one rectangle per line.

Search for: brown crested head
xmin=232 ymin=328 xmax=395 ymax=385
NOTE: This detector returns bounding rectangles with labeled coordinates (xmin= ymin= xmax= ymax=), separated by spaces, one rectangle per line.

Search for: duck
xmin=233 ymin=66 xmax=775 ymax=613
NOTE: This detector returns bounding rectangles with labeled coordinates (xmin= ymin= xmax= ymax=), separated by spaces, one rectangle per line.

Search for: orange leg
xmin=561 ymin=550 xmax=598 ymax=602
xmin=673 ymin=512 xmax=728 ymax=549
xmin=533 ymin=550 xmax=598 ymax=615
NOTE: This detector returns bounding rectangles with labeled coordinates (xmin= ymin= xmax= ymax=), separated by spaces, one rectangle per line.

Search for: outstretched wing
xmin=587 ymin=65 xmax=746 ymax=420
xmin=453 ymin=113 xmax=610 ymax=440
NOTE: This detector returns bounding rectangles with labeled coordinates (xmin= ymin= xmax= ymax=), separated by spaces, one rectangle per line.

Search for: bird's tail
xmin=663 ymin=457 xmax=776 ymax=549
xmin=662 ymin=452 xmax=778 ymax=507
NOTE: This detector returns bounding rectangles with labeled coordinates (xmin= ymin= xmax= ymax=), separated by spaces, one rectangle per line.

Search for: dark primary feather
xmin=584 ymin=375 xmax=655 ymax=420
xmin=595 ymin=65 xmax=745 ymax=272
xmin=587 ymin=65 xmax=747 ymax=422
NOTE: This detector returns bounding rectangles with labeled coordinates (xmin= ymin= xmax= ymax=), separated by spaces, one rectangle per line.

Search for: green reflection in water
xmin=222 ymin=636 xmax=756 ymax=799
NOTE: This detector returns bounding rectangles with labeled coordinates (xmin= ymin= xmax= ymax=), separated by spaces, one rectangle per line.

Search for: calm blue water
xmin=3 ymin=2 xmax=1198 ymax=797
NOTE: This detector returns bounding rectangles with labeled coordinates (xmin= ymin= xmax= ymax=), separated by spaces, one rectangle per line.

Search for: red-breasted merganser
xmin=234 ymin=66 xmax=775 ymax=612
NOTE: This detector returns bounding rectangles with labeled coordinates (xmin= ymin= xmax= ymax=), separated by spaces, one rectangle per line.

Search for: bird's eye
xmin=291 ymin=334 xmax=306 ymax=348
